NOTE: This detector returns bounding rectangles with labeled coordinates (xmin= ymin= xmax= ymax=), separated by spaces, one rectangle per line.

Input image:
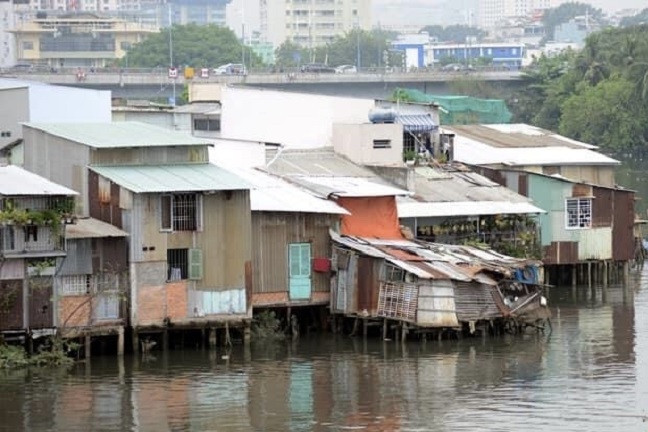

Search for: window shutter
xmin=160 ymin=195 xmax=172 ymax=231
xmin=189 ymin=248 xmax=203 ymax=280
xmin=300 ymin=244 xmax=311 ymax=277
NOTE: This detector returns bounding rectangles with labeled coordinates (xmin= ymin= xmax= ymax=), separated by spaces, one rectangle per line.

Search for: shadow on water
xmin=1 ymin=276 xmax=647 ymax=431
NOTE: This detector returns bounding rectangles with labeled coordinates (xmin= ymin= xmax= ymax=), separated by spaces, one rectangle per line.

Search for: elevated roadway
xmin=0 ymin=69 xmax=524 ymax=99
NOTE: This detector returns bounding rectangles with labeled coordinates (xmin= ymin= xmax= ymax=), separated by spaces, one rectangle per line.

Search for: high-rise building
xmin=260 ymin=0 xmax=371 ymax=49
xmin=477 ymin=0 xmax=562 ymax=29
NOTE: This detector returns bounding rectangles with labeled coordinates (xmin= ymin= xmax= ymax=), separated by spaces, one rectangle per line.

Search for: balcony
xmin=0 ymin=225 xmax=65 ymax=258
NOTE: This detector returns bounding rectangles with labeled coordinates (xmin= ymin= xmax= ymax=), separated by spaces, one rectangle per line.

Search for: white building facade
xmin=260 ymin=0 xmax=371 ymax=48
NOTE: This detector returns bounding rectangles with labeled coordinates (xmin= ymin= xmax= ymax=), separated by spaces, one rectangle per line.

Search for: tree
xmin=121 ymin=24 xmax=262 ymax=69
xmin=542 ymin=2 xmax=603 ymax=42
xmin=419 ymin=25 xmax=486 ymax=43
xmin=620 ymin=8 xmax=648 ymax=28
xmin=559 ymin=79 xmax=646 ymax=152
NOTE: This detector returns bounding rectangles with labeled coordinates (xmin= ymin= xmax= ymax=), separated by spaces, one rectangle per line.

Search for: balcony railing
xmin=0 ymin=225 xmax=64 ymax=256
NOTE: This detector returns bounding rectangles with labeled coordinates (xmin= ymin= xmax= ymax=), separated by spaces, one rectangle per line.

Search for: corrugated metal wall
xmin=251 ymin=212 xmax=335 ymax=294
xmin=577 ymin=227 xmax=612 ymax=260
xmin=453 ymin=282 xmax=500 ymax=322
xmin=613 ymin=190 xmax=635 ymax=261
xmin=417 ymin=280 xmax=458 ymax=327
xmin=59 ymin=239 xmax=92 ymax=275
xmin=357 ymin=256 xmax=381 ymax=314
xmin=90 ymin=146 xmax=208 ymax=166
xmin=592 ymin=187 xmax=613 ymax=227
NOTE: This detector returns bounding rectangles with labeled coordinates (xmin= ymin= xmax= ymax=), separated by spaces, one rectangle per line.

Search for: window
xmin=193 ymin=118 xmax=220 ymax=132
xmin=22 ymin=41 xmax=33 ymax=50
xmin=565 ymin=198 xmax=592 ymax=229
xmin=160 ymin=193 xmax=202 ymax=231
xmin=0 ymin=131 xmax=11 ymax=138
xmin=167 ymin=248 xmax=202 ymax=281
xmin=373 ymin=139 xmax=392 ymax=149
xmin=403 ymin=132 xmax=415 ymax=154
xmin=60 ymin=275 xmax=91 ymax=296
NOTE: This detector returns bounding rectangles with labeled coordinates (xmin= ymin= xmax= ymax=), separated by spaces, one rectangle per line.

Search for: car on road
xmin=300 ymin=63 xmax=336 ymax=73
xmin=335 ymin=64 xmax=357 ymax=74
xmin=212 ymin=63 xmax=247 ymax=75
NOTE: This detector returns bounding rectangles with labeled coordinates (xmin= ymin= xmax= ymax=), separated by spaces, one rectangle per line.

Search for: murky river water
xmin=1 ymin=271 xmax=648 ymax=431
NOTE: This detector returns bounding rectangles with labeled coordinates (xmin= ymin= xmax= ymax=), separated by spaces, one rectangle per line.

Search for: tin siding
xmin=577 ymin=227 xmax=612 ymax=261
xmin=613 ymin=191 xmax=635 ymax=261
xmin=0 ymin=280 xmax=24 ymax=330
xmin=91 ymin=146 xmax=209 ymax=165
xmin=357 ymin=256 xmax=380 ymax=313
xmin=416 ymin=280 xmax=459 ymax=327
xmin=252 ymin=212 xmax=334 ymax=295
xmin=592 ymin=187 xmax=613 ymax=228
xmin=59 ymin=239 xmax=92 ymax=276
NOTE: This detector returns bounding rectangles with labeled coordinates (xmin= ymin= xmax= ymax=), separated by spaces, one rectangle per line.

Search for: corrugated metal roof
xmin=446 ymin=124 xmax=619 ymax=166
xmin=172 ymin=102 xmax=221 ymax=114
xmin=446 ymin=124 xmax=597 ymax=149
xmin=90 ymin=164 xmax=250 ymax=193
xmin=0 ymin=165 xmax=78 ymax=196
xmin=295 ymin=176 xmax=410 ymax=197
xmin=24 ymin=122 xmax=212 ymax=149
xmin=397 ymin=200 xmax=545 ymax=218
xmin=220 ymin=167 xmax=348 ymax=214
xmin=66 ymin=217 xmax=128 ymax=239
xmin=330 ymin=230 xmax=536 ymax=283
xmin=395 ymin=114 xmax=438 ymax=133
xmin=265 ymin=148 xmax=379 ymax=177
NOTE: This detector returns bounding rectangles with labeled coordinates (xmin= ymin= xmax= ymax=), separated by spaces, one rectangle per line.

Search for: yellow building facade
xmin=10 ymin=13 xmax=158 ymax=68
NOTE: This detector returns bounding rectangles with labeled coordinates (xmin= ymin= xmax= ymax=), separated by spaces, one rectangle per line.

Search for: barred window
xmin=60 ymin=275 xmax=91 ymax=296
xmin=167 ymin=248 xmax=188 ymax=281
xmin=160 ymin=193 xmax=202 ymax=232
xmin=565 ymin=198 xmax=592 ymax=229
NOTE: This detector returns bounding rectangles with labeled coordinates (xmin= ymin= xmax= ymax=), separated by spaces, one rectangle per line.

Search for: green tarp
xmin=393 ymin=89 xmax=512 ymax=125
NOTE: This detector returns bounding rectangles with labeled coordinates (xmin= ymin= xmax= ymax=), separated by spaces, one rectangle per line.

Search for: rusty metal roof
xmin=66 ymin=217 xmax=128 ymax=239
xmin=330 ymin=230 xmax=536 ymax=284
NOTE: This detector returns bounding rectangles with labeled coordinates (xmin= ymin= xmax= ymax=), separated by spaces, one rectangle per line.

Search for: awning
xmin=396 ymin=114 xmax=438 ymax=133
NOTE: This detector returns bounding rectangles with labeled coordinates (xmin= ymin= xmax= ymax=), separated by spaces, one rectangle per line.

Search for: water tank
xmin=368 ymin=108 xmax=396 ymax=124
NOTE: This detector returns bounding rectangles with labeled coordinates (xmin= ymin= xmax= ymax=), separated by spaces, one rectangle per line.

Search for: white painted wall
xmin=208 ymin=138 xmax=266 ymax=168
xmin=29 ymin=85 xmax=111 ymax=122
xmin=333 ymin=123 xmax=404 ymax=166
xmin=221 ymin=86 xmax=375 ymax=149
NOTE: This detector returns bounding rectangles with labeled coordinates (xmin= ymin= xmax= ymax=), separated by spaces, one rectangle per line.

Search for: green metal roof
xmin=90 ymin=164 xmax=251 ymax=193
xmin=24 ymin=122 xmax=212 ymax=148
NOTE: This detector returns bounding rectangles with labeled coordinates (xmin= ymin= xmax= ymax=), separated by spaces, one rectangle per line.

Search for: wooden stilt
xmin=623 ymin=261 xmax=630 ymax=286
xmin=603 ymin=261 xmax=609 ymax=288
xmin=117 ymin=327 xmax=124 ymax=356
xmin=350 ymin=317 xmax=359 ymax=337
xmin=362 ymin=319 xmax=368 ymax=339
xmin=587 ymin=262 xmax=592 ymax=289
xmin=244 ymin=321 xmax=251 ymax=345
xmin=401 ymin=323 xmax=408 ymax=342
xmin=572 ymin=265 xmax=577 ymax=287
xmin=225 ymin=322 xmax=232 ymax=347
xmin=382 ymin=319 xmax=388 ymax=340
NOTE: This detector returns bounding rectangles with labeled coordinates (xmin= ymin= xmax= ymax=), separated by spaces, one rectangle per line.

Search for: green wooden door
xmin=289 ymin=243 xmax=311 ymax=300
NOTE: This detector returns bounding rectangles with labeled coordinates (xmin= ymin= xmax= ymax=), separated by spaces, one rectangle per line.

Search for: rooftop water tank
xmin=368 ymin=108 xmax=396 ymax=124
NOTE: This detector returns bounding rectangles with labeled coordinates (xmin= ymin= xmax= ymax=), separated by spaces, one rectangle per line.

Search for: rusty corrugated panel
xmin=572 ymin=184 xmax=592 ymax=198
xmin=88 ymin=171 xmax=101 ymax=221
xmin=357 ymin=256 xmax=378 ymax=313
xmin=613 ymin=190 xmax=635 ymax=261
xmin=416 ymin=280 xmax=459 ymax=328
xmin=29 ymin=279 xmax=53 ymax=329
xmin=245 ymin=260 xmax=252 ymax=308
xmin=378 ymin=247 xmax=426 ymax=261
xmin=110 ymin=183 xmax=122 ymax=228
xmin=101 ymin=237 xmax=128 ymax=272
xmin=543 ymin=241 xmax=578 ymax=265
xmin=0 ymin=280 xmax=24 ymax=330
xmin=592 ymin=187 xmax=613 ymax=227
xmin=453 ymin=282 xmax=501 ymax=322
xmin=518 ymin=174 xmax=528 ymax=197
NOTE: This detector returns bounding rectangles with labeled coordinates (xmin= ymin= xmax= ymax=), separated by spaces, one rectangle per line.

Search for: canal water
xmin=1 ymin=272 xmax=647 ymax=432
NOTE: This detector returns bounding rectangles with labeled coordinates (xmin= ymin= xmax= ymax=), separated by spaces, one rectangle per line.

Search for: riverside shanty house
xmin=444 ymin=124 xmax=634 ymax=285
xmin=330 ymin=231 xmax=546 ymax=336
xmin=19 ymin=122 xmax=253 ymax=350
xmin=0 ymin=165 xmax=77 ymax=343
xmin=224 ymin=167 xmax=348 ymax=310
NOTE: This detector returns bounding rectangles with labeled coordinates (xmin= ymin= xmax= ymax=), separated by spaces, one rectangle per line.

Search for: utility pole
xmin=355 ymin=18 xmax=361 ymax=70
xmin=168 ymin=4 xmax=175 ymax=106
xmin=241 ymin=6 xmax=245 ymax=69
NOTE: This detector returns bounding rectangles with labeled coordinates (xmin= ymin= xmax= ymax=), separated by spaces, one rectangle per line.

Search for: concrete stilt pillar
xmin=587 ymin=262 xmax=592 ymax=289
xmin=117 ymin=327 xmax=124 ymax=356
xmin=132 ymin=329 xmax=139 ymax=354
xmin=85 ymin=334 xmax=91 ymax=359
xmin=401 ymin=323 xmax=408 ymax=343
xmin=623 ymin=261 xmax=630 ymax=286
xmin=603 ymin=261 xmax=609 ymax=288
xmin=572 ymin=265 xmax=577 ymax=287
xmin=162 ymin=329 xmax=169 ymax=352
xmin=208 ymin=327 xmax=217 ymax=348
xmin=244 ymin=321 xmax=251 ymax=345
xmin=362 ymin=319 xmax=368 ymax=339
xmin=382 ymin=319 xmax=388 ymax=340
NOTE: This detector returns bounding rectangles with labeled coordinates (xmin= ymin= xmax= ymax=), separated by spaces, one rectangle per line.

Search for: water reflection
xmin=0 ymin=278 xmax=646 ymax=432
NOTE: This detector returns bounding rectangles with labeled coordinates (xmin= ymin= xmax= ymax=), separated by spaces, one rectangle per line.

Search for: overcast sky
xmin=372 ymin=0 xmax=646 ymax=28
